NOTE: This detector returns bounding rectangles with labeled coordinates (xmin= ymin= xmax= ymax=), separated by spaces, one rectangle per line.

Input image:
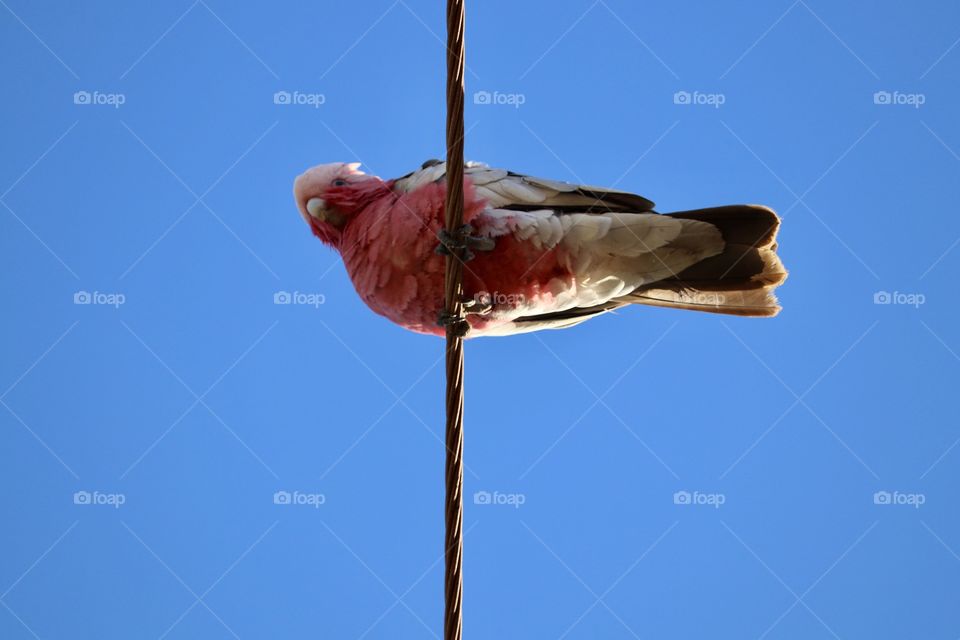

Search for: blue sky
xmin=2 ymin=0 xmax=959 ymax=638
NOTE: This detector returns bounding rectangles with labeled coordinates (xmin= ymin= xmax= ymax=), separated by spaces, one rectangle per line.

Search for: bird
xmin=293 ymin=160 xmax=787 ymax=337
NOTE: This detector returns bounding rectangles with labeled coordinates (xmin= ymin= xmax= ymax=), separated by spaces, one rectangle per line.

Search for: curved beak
xmin=306 ymin=197 xmax=346 ymax=228
xmin=306 ymin=198 xmax=326 ymax=218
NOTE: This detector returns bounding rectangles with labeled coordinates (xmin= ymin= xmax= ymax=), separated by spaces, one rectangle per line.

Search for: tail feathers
xmin=667 ymin=204 xmax=780 ymax=249
xmin=622 ymin=285 xmax=781 ymax=317
xmin=620 ymin=205 xmax=787 ymax=317
xmin=665 ymin=243 xmax=787 ymax=289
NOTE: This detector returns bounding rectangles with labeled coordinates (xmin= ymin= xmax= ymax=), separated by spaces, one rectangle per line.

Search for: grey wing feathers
xmin=393 ymin=161 xmax=656 ymax=213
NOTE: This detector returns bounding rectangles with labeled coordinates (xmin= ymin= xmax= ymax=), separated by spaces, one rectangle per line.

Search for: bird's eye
xmin=332 ymin=179 xmax=347 ymax=187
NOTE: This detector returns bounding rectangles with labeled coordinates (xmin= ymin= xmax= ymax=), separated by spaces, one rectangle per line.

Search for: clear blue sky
xmin=2 ymin=1 xmax=959 ymax=638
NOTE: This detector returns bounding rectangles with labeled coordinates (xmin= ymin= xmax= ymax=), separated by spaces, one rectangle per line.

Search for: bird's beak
xmin=306 ymin=197 xmax=326 ymax=218
xmin=306 ymin=197 xmax=346 ymax=227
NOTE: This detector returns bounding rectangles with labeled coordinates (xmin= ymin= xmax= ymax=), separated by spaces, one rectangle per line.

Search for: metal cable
xmin=443 ymin=0 xmax=466 ymax=638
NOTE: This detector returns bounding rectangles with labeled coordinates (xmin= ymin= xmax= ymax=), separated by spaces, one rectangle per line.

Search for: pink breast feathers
xmin=339 ymin=180 xmax=572 ymax=336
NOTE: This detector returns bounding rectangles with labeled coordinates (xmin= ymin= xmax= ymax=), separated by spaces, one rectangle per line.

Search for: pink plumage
xmin=293 ymin=161 xmax=787 ymax=337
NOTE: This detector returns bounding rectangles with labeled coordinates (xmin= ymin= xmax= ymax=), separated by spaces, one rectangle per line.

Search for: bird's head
xmin=293 ymin=162 xmax=378 ymax=246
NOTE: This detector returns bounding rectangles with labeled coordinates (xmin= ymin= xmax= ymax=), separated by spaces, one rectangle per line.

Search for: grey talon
xmin=434 ymin=225 xmax=495 ymax=261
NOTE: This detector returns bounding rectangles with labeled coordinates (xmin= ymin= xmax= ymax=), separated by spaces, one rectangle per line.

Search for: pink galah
xmin=293 ymin=160 xmax=787 ymax=337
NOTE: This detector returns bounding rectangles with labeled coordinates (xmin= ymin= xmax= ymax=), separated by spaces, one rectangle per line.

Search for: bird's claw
xmin=461 ymin=295 xmax=493 ymax=315
xmin=437 ymin=293 xmax=494 ymax=335
xmin=437 ymin=310 xmax=471 ymax=337
xmin=435 ymin=225 xmax=495 ymax=262
xmin=435 ymin=225 xmax=495 ymax=333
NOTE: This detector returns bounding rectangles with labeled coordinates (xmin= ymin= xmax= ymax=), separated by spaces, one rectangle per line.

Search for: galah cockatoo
xmin=293 ymin=160 xmax=787 ymax=337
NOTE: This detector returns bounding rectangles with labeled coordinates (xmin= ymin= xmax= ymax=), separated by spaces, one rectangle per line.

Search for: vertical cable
xmin=442 ymin=0 xmax=466 ymax=638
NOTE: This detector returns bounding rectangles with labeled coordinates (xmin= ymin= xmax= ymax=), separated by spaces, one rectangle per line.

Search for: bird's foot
xmin=462 ymin=293 xmax=493 ymax=315
xmin=435 ymin=225 xmax=495 ymax=262
xmin=436 ymin=293 xmax=494 ymax=336
xmin=437 ymin=309 xmax=471 ymax=337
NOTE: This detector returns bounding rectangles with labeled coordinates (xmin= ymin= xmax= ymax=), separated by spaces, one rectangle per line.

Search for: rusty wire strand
xmin=442 ymin=0 xmax=466 ymax=638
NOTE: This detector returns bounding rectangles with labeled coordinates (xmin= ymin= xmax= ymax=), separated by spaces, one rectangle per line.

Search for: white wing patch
xmin=474 ymin=208 xmax=724 ymax=321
